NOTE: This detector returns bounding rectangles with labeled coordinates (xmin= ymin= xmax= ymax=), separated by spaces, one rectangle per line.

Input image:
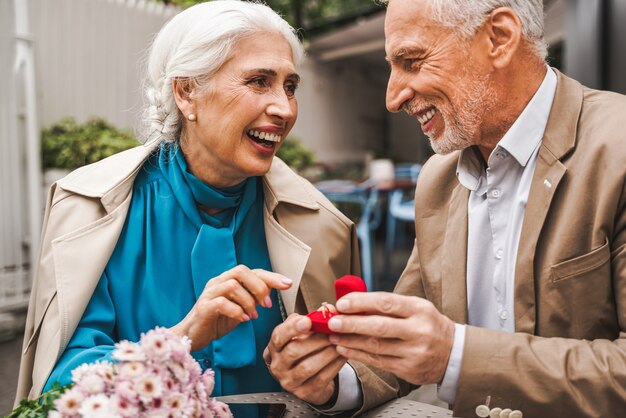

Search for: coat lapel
xmin=441 ymin=183 xmax=470 ymax=323
xmin=52 ymin=202 xmax=130 ymax=350
xmin=513 ymin=70 xmax=582 ymax=333
xmin=262 ymin=158 xmax=319 ymax=315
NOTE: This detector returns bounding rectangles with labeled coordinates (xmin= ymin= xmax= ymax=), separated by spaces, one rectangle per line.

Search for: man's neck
xmin=476 ymin=61 xmax=547 ymax=162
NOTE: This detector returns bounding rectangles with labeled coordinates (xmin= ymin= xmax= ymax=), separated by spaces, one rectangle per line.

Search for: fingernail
xmin=336 ymin=299 xmax=350 ymax=311
xmin=281 ymin=278 xmax=293 ymax=286
xmin=241 ymin=314 xmax=251 ymax=322
xmin=296 ymin=318 xmax=309 ymax=332
xmin=264 ymin=296 xmax=273 ymax=308
xmin=328 ymin=317 xmax=342 ymax=331
xmin=328 ymin=335 xmax=339 ymax=344
xmin=252 ymin=311 xmax=259 ymax=319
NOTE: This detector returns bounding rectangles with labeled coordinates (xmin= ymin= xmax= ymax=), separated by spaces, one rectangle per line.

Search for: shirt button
xmin=203 ymin=359 xmax=212 ymax=368
xmin=491 ymin=189 xmax=501 ymax=198
xmin=495 ymin=249 xmax=503 ymax=259
xmin=475 ymin=405 xmax=490 ymax=417
xmin=499 ymin=310 xmax=508 ymax=320
xmin=489 ymin=407 xmax=502 ymax=418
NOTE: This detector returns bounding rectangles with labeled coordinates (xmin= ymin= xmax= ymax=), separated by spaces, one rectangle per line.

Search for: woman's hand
xmin=171 ymin=265 xmax=292 ymax=351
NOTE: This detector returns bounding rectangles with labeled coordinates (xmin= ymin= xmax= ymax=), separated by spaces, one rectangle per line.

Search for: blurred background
xmin=1 ymin=0 xmax=626 ymax=413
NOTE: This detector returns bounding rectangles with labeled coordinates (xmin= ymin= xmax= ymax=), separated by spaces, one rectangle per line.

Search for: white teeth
xmin=247 ymin=129 xmax=281 ymax=142
xmin=417 ymin=109 xmax=436 ymax=124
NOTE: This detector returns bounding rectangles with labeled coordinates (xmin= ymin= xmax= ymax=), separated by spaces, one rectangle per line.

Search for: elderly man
xmin=265 ymin=0 xmax=626 ymax=417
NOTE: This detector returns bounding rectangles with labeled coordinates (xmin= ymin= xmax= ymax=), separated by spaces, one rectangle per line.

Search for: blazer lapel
xmin=514 ymin=70 xmax=582 ymax=333
xmin=441 ymin=183 xmax=470 ymax=323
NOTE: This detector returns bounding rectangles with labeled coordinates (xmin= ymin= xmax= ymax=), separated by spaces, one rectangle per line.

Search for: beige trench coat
xmin=15 ymin=144 xmax=374 ymax=404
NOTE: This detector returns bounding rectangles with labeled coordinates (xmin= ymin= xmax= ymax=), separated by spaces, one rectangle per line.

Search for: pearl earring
xmin=187 ymin=114 xmax=196 ymax=121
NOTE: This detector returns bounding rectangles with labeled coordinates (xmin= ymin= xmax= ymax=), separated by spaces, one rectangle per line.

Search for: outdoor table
xmin=217 ymin=392 xmax=453 ymax=418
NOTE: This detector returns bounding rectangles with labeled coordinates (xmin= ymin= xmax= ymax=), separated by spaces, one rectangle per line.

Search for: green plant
xmin=276 ymin=136 xmax=315 ymax=171
xmin=5 ymin=382 xmax=70 ymax=418
xmin=41 ymin=117 xmax=139 ymax=170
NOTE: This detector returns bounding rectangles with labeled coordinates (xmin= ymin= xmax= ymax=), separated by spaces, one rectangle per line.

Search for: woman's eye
xmin=249 ymin=77 xmax=270 ymax=88
xmin=285 ymin=82 xmax=298 ymax=97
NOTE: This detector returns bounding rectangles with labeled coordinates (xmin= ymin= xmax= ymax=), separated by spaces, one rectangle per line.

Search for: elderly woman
xmin=16 ymin=0 xmax=362 ymax=412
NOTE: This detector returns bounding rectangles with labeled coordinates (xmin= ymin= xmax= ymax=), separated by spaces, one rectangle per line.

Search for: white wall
xmin=291 ymin=59 xmax=388 ymax=164
xmin=1 ymin=0 xmax=31 ymax=309
xmin=29 ymin=0 xmax=178 ymax=131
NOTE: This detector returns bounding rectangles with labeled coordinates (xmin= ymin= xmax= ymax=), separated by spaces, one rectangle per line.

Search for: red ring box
xmin=307 ymin=275 xmax=367 ymax=334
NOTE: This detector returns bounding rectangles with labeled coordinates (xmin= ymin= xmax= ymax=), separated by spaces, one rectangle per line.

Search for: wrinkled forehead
xmin=384 ymin=0 xmax=448 ymax=56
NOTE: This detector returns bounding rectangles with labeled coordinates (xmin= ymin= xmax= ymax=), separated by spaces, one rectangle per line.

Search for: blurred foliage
xmin=276 ymin=136 xmax=315 ymax=171
xmin=156 ymin=0 xmax=383 ymax=33
xmin=41 ymin=118 xmax=138 ymax=170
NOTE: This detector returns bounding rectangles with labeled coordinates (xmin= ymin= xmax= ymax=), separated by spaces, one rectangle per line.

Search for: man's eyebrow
xmin=249 ymin=68 xmax=300 ymax=82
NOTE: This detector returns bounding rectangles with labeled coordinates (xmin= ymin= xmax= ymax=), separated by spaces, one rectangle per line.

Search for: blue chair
xmin=384 ymin=164 xmax=421 ymax=277
xmin=315 ymin=180 xmax=382 ymax=290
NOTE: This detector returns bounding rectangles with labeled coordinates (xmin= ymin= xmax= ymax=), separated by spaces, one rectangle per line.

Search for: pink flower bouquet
xmin=50 ymin=327 xmax=232 ymax=418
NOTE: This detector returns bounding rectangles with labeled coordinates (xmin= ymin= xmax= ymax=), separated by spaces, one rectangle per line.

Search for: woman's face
xmin=178 ymin=32 xmax=300 ymax=188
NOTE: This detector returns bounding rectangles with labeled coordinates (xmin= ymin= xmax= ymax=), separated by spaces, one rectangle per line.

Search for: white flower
xmin=78 ymin=394 xmax=112 ymax=417
xmin=136 ymin=374 xmax=163 ymax=399
xmin=113 ymin=340 xmax=146 ymax=362
xmin=165 ymin=392 xmax=187 ymax=413
xmin=55 ymin=388 xmax=84 ymax=415
xmin=118 ymin=360 xmax=146 ymax=378
xmin=110 ymin=394 xmax=139 ymax=417
xmin=76 ymin=372 xmax=106 ymax=394
xmin=70 ymin=363 xmax=94 ymax=383
xmin=141 ymin=330 xmax=170 ymax=359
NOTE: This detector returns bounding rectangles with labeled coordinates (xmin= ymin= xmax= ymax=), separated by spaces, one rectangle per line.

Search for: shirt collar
xmin=456 ymin=67 xmax=557 ymax=191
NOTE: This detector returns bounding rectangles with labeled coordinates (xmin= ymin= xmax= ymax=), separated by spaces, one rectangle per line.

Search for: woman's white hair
xmin=383 ymin=0 xmax=547 ymax=60
xmin=141 ymin=0 xmax=304 ymax=144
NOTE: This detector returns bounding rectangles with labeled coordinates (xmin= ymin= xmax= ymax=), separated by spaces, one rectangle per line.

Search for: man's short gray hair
xmin=141 ymin=0 xmax=304 ymax=144
xmin=383 ymin=0 xmax=547 ymax=60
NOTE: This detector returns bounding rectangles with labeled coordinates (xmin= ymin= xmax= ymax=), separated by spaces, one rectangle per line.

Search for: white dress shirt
xmin=438 ymin=67 xmax=558 ymax=403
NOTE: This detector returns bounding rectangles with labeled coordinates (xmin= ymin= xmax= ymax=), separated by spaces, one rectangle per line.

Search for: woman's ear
xmin=172 ymin=78 xmax=196 ymax=116
xmin=484 ymin=7 xmax=522 ymax=69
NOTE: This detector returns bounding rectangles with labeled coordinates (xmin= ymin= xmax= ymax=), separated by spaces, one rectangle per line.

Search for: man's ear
xmin=172 ymin=77 xmax=196 ymax=116
xmin=484 ymin=7 xmax=522 ymax=69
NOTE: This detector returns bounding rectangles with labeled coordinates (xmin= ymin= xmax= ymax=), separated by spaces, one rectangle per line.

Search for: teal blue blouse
xmin=45 ymin=144 xmax=283 ymax=404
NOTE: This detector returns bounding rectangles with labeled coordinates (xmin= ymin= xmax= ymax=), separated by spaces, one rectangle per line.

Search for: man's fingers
xmin=328 ymin=333 xmax=402 ymax=356
xmin=335 ymin=292 xmax=425 ymax=317
xmin=327 ymin=314 xmax=406 ymax=338
xmin=268 ymin=315 xmax=312 ymax=352
xmin=334 ymin=345 xmax=399 ymax=372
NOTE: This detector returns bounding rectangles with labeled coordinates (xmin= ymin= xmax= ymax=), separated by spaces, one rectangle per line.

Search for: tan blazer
xmin=15 ymin=144 xmax=367 ymax=402
xmin=360 ymin=71 xmax=626 ymax=417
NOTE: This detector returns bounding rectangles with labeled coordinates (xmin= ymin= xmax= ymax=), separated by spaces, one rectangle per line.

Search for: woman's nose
xmin=267 ymin=91 xmax=296 ymax=121
xmin=386 ymin=70 xmax=413 ymax=113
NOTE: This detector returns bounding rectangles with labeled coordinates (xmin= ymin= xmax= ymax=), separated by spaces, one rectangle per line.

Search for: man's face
xmin=384 ymin=0 xmax=496 ymax=155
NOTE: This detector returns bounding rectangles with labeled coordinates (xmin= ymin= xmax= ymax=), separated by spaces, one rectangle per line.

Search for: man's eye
xmin=285 ymin=82 xmax=298 ymax=97
xmin=404 ymin=58 xmax=422 ymax=71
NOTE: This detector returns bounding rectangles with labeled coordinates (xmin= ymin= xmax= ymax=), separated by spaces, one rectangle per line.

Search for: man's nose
xmin=386 ymin=70 xmax=413 ymax=113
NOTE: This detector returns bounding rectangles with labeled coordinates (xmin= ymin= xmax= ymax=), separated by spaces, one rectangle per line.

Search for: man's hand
xmin=327 ymin=292 xmax=455 ymax=385
xmin=264 ymin=314 xmax=346 ymax=405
